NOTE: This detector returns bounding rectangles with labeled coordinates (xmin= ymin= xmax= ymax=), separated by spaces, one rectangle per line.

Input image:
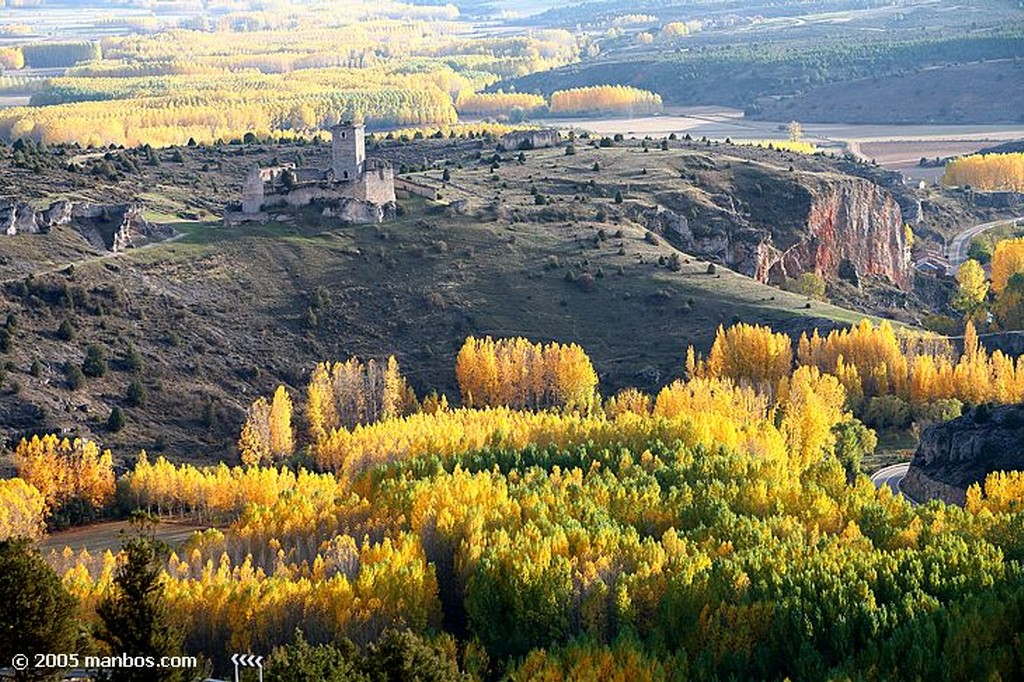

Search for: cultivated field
xmin=40 ymin=519 xmax=208 ymax=555
xmin=543 ymin=106 xmax=1024 ymax=181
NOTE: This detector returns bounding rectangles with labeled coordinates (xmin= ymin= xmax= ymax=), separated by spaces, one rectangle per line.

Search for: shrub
xmin=644 ymin=231 xmax=659 ymax=246
xmin=832 ymin=419 xmax=878 ymax=482
xmin=125 ymin=378 xmax=147 ymax=407
xmin=82 ymin=344 xmax=107 ymax=378
xmin=912 ymin=398 xmax=963 ymax=426
xmin=66 ymin=363 xmax=85 ymax=390
xmin=863 ymin=395 xmax=912 ymax=430
xmin=124 ymin=344 xmax=144 ymax=373
xmin=783 ymin=272 xmax=827 ymax=300
xmin=57 ymin=319 xmax=76 ymax=341
xmin=107 ymin=406 xmax=126 ymax=432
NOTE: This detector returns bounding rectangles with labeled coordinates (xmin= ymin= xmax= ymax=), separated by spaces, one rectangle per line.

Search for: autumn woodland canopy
xmin=0 ymin=3 xmax=668 ymax=148
xmin=6 ymin=324 xmax=1024 ymax=679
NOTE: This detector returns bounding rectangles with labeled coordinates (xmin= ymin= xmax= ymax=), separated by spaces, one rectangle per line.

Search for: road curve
xmin=871 ymin=462 xmax=914 ymax=502
xmin=947 ymin=216 xmax=1023 ymax=275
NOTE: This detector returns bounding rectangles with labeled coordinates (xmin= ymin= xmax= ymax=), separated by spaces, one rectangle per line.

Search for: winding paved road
xmin=870 ymin=462 xmax=914 ymax=502
xmin=946 ymin=216 xmax=1023 ymax=275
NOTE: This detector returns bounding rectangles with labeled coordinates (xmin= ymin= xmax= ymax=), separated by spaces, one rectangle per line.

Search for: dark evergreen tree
xmin=0 ymin=539 xmax=80 ymax=682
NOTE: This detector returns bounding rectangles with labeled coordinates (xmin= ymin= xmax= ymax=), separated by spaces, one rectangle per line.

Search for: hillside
xmin=751 ymin=60 xmax=1024 ymax=125
xmin=0 ymin=135 xmax=915 ymax=461
xmin=501 ymin=15 xmax=1024 ymax=125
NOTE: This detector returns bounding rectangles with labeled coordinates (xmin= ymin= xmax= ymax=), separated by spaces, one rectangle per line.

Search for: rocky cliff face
xmin=904 ymin=405 xmax=1024 ymax=504
xmin=642 ymin=167 xmax=912 ymax=291
xmin=1 ymin=199 xmax=167 ymax=251
xmin=756 ymin=179 xmax=911 ymax=289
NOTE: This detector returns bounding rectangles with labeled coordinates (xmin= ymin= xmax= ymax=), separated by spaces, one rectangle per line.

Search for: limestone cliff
xmin=643 ymin=164 xmax=911 ymax=291
xmin=904 ymin=405 xmax=1024 ymax=505
xmin=1 ymin=199 xmax=169 ymax=251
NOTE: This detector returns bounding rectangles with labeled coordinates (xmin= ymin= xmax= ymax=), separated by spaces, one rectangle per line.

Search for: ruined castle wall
xmin=393 ymin=177 xmax=439 ymax=200
xmin=501 ymin=130 xmax=561 ymax=150
xmin=355 ymin=164 xmax=396 ymax=205
xmin=262 ymin=186 xmax=345 ymax=208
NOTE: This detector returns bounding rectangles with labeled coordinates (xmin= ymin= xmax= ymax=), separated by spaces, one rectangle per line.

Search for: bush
xmin=57 ymin=319 xmax=76 ymax=341
xmin=644 ymin=231 xmax=659 ymax=246
xmin=783 ymin=272 xmax=827 ymax=300
xmin=66 ymin=363 xmax=85 ymax=390
xmin=107 ymin=406 xmax=126 ymax=432
xmin=863 ymin=395 xmax=912 ymax=430
xmin=264 ymin=629 xmax=468 ymax=682
xmin=706 ymin=263 xmax=717 ymax=275
xmin=832 ymin=419 xmax=878 ymax=482
xmin=82 ymin=344 xmax=107 ymax=378
xmin=124 ymin=344 xmax=144 ymax=373
xmin=667 ymin=253 xmax=683 ymax=271
xmin=125 ymin=378 xmax=147 ymax=407
xmin=912 ymin=398 xmax=963 ymax=426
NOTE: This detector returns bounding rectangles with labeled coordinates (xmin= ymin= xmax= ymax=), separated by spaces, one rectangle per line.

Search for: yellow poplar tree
xmin=269 ymin=385 xmax=294 ymax=460
xmin=0 ymin=478 xmax=47 ymax=540
xmin=238 ymin=397 xmax=271 ymax=467
xmin=305 ymin=363 xmax=337 ymax=444
xmin=953 ymin=259 xmax=989 ymax=316
xmin=991 ymin=237 xmax=1024 ymax=294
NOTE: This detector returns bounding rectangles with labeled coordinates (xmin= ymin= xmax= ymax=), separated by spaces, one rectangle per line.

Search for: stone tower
xmin=331 ymin=122 xmax=365 ymax=182
xmin=241 ymin=164 xmax=264 ymax=214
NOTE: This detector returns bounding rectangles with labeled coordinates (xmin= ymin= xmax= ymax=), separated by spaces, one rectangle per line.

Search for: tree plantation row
xmin=0 ymin=12 xmax=667 ymax=148
xmin=4 ymin=323 xmax=1024 ymax=678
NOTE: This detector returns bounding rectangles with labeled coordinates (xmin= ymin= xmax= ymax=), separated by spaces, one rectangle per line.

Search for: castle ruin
xmin=226 ymin=122 xmax=396 ymax=225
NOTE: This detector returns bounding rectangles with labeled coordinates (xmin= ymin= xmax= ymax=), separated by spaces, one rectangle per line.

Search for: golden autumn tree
xmin=305 ymin=362 xmax=338 ymax=444
xmin=13 ymin=435 xmax=115 ymax=515
xmin=953 ymin=259 xmax=989 ymax=317
xmin=238 ymin=397 xmax=271 ymax=467
xmin=995 ymin=273 xmax=1024 ymax=330
xmin=269 ymin=385 xmax=294 ymax=460
xmin=0 ymin=477 xmax=47 ymax=540
xmin=991 ymin=237 xmax=1024 ymax=294
xmin=700 ymin=323 xmax=793 ymax=389
xmin=942 ymin=152 xmax=1024 ymax=192
xmin=778 ymin=366 xmax=848 ymax=468
xmin=456 ymin=336 xmax=598 ymax=411
xmin=604 ymin=388 xmax=652 ymax=417
xmin=549 ymin=85 xmax=662 ymax=115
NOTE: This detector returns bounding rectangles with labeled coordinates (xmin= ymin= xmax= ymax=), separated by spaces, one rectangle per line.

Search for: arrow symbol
xmin=231 ymin=654 xmax=240 ymax=666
